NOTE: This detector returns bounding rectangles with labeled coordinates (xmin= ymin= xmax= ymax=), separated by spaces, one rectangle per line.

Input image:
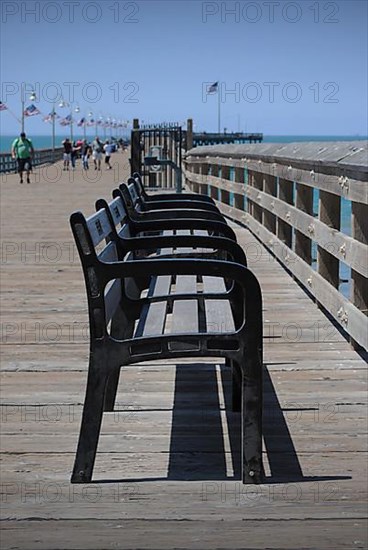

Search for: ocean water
xmin=1 ymin=133 xmax=367 ymax=153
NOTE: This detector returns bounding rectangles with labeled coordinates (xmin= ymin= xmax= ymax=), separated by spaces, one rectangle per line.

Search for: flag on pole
xmin=0 ymin=101 xmax=8 ymax=111
xmin=60 ymin=114 xmax=72 ymax=126
xmin=24 ymin=104 xmax=41 ymax=116
xmin=207 ymin=82 xmax=218 ymax=94
xmin=43 ymin=111 xmax=58 ymax=122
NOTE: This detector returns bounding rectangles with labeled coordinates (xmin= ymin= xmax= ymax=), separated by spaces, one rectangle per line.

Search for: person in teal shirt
xmin=11 ymin=132 xmax=35 ymax=184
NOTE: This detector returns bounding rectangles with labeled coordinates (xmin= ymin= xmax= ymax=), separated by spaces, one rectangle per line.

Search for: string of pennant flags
xmin=0 ymin=101 xmax=129 ymax=129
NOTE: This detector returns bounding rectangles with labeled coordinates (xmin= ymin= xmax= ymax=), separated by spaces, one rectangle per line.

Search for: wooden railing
xmin=0 ymin=148 xmax=63 ymax=173
xmin=184 ymin=141 xmax=368 ymax=350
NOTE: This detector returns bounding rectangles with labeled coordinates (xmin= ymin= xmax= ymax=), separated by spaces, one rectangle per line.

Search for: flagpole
xmin=217 ymin=83 xmax=221 ymax=133
xmin=52 ymin=103 xmax=55 ymax=152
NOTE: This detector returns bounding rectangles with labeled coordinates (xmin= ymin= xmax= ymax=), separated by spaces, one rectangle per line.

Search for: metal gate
xmin=130 ymin=122 xmax=183 ymax=189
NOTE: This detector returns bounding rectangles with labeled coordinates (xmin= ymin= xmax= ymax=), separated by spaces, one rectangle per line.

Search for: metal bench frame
xmin=70 ymin=201 xmax=263 ymax=485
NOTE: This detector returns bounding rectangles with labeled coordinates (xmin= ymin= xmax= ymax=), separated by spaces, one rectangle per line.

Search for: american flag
xmin=0 ymin=101 xmax=8 ymax=111
xmin=77 ymin=117 xmax=86 ymax=127
xmin=87 ymin=118 xmax=95 ymax=126
xmin=207 ymin=82 xmax=219 ymax=94
xmin=43 ymin=111 xmax=58 ymax=122
xmin=24 ymin=104 xmax=41 ymax=116
xmin=60 ymin=114 xmax=72 ymax=126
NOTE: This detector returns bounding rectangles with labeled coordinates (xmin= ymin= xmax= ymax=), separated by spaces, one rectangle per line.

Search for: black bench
xmin=117 ymin=181 xmax=227 ymax=224
xmin=96 ymin=194 xmax=239 ymax=262
xmin=131 ymin=172 xmax=216 ymax=206
xmin=69 ymin=203 xmax=263 ymax=485
xmin=110 ymin=187 xmax=236 ymax=241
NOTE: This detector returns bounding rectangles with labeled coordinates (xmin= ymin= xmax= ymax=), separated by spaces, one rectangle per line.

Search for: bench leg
xmin=231 ymin=361 xmax=242 ymax=412
xmin=241 ymin=353 xmax=263 ymax=484
xmin=103 ymin=304 xmax=134 ymax=412
xmin=104 ymin=367 xmax=121 ymax=412
xmin=71 ymin=358 xmax=108 ymax=483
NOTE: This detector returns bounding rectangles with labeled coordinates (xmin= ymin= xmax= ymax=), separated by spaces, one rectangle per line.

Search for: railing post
xmin=210 ymin=163 xmax=220 ymax=201
xmin=234 ymin=166 xmax=245 ymax=211
xmin=130 ymin=118 xmax=140 ymax=176
xmin=351 ymin=202 xmax=368 ymax=318
xmin=251 ymin=171 xmax=263 ymax=224
xmin=277 ymin=178 xmax=293 ymax=247
xmin=186 ymin=118 xmax=193 ymax=150
xmin=200 ymin=163 xmax=209 ymax=196
xmin=295 ymin=183 xmax=313 ymax=264
xmin=263 ymin=173 xmax=277 ymax=233
xmin=318 ymin=191 xmax=340 ymax=288
xmin=220 ymin=165 xmax=231 ymax=205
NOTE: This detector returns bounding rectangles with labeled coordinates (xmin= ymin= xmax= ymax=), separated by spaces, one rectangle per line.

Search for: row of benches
xmin=70 ymin=173 xmax=263 ymax=484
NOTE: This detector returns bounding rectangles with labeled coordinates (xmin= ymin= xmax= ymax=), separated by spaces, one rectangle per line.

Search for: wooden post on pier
xmin=295 ymin=183 xmax=313 ymax=264
xmin=220 ymin=165 xmax=231 ymax=205
xmin=234 ymin=167 xmax=245 ymax=211
xmin=131 ymin=118 xmax=140 ymax=176
xmin=248 ymin=171 xmax=262 ymax=224
xmin=277 ymin=178 xmax=293 ymax=248
xmin=187 ymin=119 xmax=193 ymax=150
xmin=351 ymin=202 xmax=368 ymax=345
xmin=210 ymin=164 xmax=220 ymax=201
xmin=200 ymin=162 xmax=209 ymax=195
xmin=318 ymin=191 xmax=340 ymax=288
xmin=263 ymin=174 xmax=277 ymax=233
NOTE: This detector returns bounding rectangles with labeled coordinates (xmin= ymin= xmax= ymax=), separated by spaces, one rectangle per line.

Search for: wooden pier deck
xmin=0 ymin=152 xmax=367 ymax=549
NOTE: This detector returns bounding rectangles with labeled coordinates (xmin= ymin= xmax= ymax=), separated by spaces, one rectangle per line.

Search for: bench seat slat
xmin=135 ymin=301 xmax=167 ymax=337
xmin=203 ymin=276 xmax=235 ymax=333
xmin=202 ymin=276 xmax=227 ymax=293
xmin=175 ymin=275 xmax=197 ymax=294
xmin=149 ymin=275 xmax=172 ymax=297
xmin=171 ymin=300 xmax=198 ymax=333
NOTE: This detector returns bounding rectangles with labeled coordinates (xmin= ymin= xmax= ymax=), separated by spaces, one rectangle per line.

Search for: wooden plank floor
xmin=1 ymin=154 xmax=367 ymax=549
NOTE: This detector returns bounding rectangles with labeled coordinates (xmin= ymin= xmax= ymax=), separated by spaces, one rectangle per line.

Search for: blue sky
xmin=1 ymin=0 xmax=367 ymax=135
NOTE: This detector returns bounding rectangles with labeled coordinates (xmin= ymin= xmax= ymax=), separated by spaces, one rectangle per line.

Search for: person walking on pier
xmin=62 ymin=138 xmax=72 ymax=171
xmin=104 ymin=140 xmax=114 ymax=170
xmin=91 ymin=137 xmax=103 ymax=170
xmin=81 ymin=140 xmax=92 ymax=170
xmin=11 ymin=132 xmax=35 ymax=184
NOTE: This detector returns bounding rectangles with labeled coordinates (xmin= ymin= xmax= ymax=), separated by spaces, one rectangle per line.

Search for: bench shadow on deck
xmin=93 ymin=363 xmax=351 ymax=485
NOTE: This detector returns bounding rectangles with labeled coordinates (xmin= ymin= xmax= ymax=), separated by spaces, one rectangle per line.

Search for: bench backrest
xmin=117 ymin=182 xmax=141 ymax=215
xmin=96 ymin=195 xmax=132 ymax=240
xmin=131 ymin=172 xmax=145 ymax=197
xmin=70 ymin=208 xmax=123 ymax=340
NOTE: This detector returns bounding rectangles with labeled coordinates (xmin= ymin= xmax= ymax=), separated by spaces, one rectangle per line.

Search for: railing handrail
xmin=0 ymin=147 xmax=64 ymax=174
xmin=184 ymin=141 xmax=368 ymax=351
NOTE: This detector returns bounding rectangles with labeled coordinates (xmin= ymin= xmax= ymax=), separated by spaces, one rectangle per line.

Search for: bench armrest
xmin=141 ymin=200 xmax=220 ymax=213
xmin=131 ymin=208 xmax=226 ymax=223
xmin=121 ymin=235 xmax=247 ymax=266
xmin=100 ymin=258 xmax=262 ymax=340
xmin=130 ymin=218 xmax=237 ymax=240
xmin=142 ymin=193 xmax=215 ymax=204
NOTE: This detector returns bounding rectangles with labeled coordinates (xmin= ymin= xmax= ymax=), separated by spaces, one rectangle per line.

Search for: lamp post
xmin=72 ymin=104 xmax=80 ymax=143
xmin=51 ymin=102 xmax=56 ymax=152
xmin=21 ymin=90 xmax=37 ymax=133
xmin=88 ymin=111 xmax=93 ymax=140
xmin=59 ymin=100 xmax=80 ymax=142
xmin=97 ymin=115 xmax=103 ymax=137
